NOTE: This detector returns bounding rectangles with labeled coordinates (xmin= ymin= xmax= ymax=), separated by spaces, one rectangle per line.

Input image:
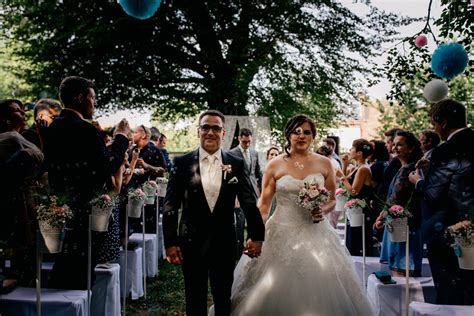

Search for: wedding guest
xmin=230 ymin=128 xmax=263 ymax=257
xmin=337 ymin=139 xmax=375 ymax=256
xmin=317 ymin=144 xmax=342 ymax=228
xmin=380 ymin=128 xmax=402 ymax=199
xmin=22 ymin=98 xmax=62 ymax=150
xmin=128 ymin=125 xmax=166 ymax=233
xmin=375 ymin=131 xmax=423 ymax=276
xmin=0 ymin=99 xmax=44 ymax=286
xmin=43 ymin=76 xmax=130 ymax=290
xmin=419 ymin=129 xmax=440 ymax=160
xmin=266 ymin=146 xmax=281 ymax=219
xmin=322 ymin=137 xmax=342 ymax=168
xmin=409 ymin=99 xmax=474 ymax=305
xmin=157 ymin=132 xmax=172 ymax=171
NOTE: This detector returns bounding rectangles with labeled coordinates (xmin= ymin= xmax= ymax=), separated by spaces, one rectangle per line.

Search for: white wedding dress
xmin=230 ymin=173 xmax=374 ymax=316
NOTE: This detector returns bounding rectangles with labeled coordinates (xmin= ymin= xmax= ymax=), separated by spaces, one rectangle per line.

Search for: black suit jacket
xmin=163 ymin=149 xmax=265 ymax=255
xmin=229 ymin=146 xmax=262 ymax=197
xmin=416 ymin=128 xmax=474 ymax=242
xmin=44 ymin=109 xmax=128 ymax=218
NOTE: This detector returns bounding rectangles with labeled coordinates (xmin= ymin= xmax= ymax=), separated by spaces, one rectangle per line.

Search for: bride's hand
xmin=311 ymin=207 xmax=324 ymax=223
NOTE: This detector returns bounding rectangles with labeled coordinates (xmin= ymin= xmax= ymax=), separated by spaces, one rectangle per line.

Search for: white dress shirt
xmin=199 ymin=147 xmax=222 ymax=212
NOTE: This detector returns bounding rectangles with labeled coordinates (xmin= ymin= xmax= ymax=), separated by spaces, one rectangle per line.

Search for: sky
xmin=97 ymin=0 xmax=443 ymax=127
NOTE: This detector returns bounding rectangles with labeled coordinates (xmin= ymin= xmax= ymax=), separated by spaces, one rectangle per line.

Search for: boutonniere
xmin=221 ymin=164 xmax=232 ymax=180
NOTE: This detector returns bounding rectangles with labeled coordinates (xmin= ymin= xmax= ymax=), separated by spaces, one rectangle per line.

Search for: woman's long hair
xmin=283 ymin=114 xmax=316 ymax=157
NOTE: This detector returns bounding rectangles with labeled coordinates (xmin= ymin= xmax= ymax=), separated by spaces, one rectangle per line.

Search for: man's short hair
xmin=239 ymin=128 xmax=252 ymax=137
xmin=59 ymin=76 xmax=94 ymax=108
xmin=429 ymin=99 xmax=467 ymax=129
xmin=33 ymin=98 xmax=62 ymax=118
xmin=420 ymin=130 xmax=441 ymax=148
xmin=322 ymin=138 xmax=336 ymax=148
xmin=159 ymin=133 xmax=167 ymax=141
xmin=198 ymin=109 xmax=225 ymax=125
xmin=384 ymin=128 xmax=402 ymax=138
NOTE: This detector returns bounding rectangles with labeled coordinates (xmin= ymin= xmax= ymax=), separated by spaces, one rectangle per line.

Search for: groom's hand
xmin=245 ymin=240 xmax=262 ymax=258
xmin=166 ymin=246 xmax=183 ymax=265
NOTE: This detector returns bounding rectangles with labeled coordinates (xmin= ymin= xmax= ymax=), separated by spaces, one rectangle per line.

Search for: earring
xmin=5 ymin=120 xmax=11 ymax=125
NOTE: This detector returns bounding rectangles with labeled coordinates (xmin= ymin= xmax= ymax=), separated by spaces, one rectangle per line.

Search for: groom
xmin=164 ymin=109 xmax=265 ymax=316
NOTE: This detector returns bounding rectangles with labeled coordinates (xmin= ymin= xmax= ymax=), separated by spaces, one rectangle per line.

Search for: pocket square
xmin=228 ymin=176 xmax=239 ymax=184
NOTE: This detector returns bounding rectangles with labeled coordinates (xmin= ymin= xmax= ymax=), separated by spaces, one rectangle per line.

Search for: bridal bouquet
xmin=296 ymin=180 xmax=330 ymax=223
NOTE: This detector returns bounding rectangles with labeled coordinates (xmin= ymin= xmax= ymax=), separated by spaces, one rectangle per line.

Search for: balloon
xmin=415 ymin=35 xmax=427 ymax=48
xmin=423 ymin=79 xmax=449 ymax=103
xmin=431 ymin=43 xmax=469 ymax=80
xmin=119 ymin=0 xmax=161 ymax=20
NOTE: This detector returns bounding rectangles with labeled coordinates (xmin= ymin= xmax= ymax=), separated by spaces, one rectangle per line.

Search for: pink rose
xmin=335 ymin=188 xmax=345 ymax=196
xmin=101 ymin=194 xmax=111 ymax=202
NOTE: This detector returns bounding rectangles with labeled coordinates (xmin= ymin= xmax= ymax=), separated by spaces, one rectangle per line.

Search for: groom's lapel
xmin=190 ymin=149 xmax=208 ymax=208
xmin=214 ymin=150 xmax=231 ymax=209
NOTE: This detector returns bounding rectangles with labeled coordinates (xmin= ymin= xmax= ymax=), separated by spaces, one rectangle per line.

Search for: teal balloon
xmin=119 ymin=0 xmax=161 ymax=20
xmin=431 ymin=43 xmax=469 ymax=80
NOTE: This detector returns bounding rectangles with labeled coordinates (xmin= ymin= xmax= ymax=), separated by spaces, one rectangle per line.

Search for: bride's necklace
xmin=291 ymin=153 xmax=311 ymax=170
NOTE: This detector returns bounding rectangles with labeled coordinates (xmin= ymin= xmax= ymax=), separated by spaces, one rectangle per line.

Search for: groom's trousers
xmin=182 ymin=244 xmax=236 ymax=316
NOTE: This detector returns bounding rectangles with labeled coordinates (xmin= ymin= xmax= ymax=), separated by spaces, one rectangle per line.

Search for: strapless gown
xmin=230 ymin=173 xmax=374 ymax=315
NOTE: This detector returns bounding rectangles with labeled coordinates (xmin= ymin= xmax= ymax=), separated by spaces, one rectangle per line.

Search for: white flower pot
xmin=90 ymin=205 xmax=113 ymax=232
xmin=387 ymin=217 xmax=408 ymax=242
xmin=145 ymin=196 xmax=155 ymax=205
xmin=127 ymin=199 xmax=144 ymax=218
xmin=335 ymin=195 xmax=348 ymax=213
xmin=347 ymin=207 xmax=363 ymax=227
xmin=157 ymin=183 xmax=167 ymax=197
xmin=38 ymin=221 xmax=65 ymax=254
xmin=458 ymin=245 xmax=474 ymax=270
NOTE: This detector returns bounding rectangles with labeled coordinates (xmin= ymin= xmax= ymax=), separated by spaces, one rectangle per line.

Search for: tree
xmin=1 ymin=0 xmax=410 ymax=130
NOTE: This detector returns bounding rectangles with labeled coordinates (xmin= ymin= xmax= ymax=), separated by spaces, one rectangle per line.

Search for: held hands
xmin=244 ymin=239 xmax=262 ymax=258
xmin=166 ymin=246 xmax=183 ymax=265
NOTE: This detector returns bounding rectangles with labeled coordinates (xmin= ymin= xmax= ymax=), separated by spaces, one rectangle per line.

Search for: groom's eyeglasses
xmin=199 ymin=124 xmax=224 ymax=133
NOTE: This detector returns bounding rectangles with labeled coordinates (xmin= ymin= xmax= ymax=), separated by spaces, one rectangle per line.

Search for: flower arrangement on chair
xmin=89 ymin=194 xmax=117 ymax=232
xmin=127 ymin=188 xmax=146 ymax=218
xmin=447 ymin=220 xmax=474 ymax=270
xmin=344 ymin=199 xmax=366 ymax=227
xmin=143 ymin=180 xmax=158 ymax=204
xmin=296 ymin=179 xmax=330 ymax=223
xmin=335 ymin=187 xmax=350 ymax=212
xmin=155 ymin=177 xmax=168 ymax=197
xmin=384 ymin=204 xmax=412 ymax=242
xmin=36 ymin=195 xmax=73 ymax=253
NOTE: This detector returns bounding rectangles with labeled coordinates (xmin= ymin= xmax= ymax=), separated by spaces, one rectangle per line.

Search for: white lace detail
xmin=230 ymin=173 xmax=374 ymax=316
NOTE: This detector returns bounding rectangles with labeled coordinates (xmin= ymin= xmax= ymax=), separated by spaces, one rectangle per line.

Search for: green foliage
xmin=152 ymin=116 xmax=200 ymax=153
xmin=0 ymin=0 xmax=412 ymax=129
xmin=378 ymin=0 xmax=473 ymax=112
xmin=376 ymin=73 xmax=474 ymax=138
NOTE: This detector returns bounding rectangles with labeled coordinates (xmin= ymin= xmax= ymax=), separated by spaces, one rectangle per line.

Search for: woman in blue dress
xmin=375 ymin=131 xmax=423 ymax=276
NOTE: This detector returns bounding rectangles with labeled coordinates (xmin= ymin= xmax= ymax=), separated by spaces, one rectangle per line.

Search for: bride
xmin=230 ymin=115 xmax=373 ymax=315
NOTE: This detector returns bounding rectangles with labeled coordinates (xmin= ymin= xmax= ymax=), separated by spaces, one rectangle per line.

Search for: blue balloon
xmin=431 ymin=43 xmax=469 ymax=80
xmin=119 ymin=0 xmax=162 ymax=20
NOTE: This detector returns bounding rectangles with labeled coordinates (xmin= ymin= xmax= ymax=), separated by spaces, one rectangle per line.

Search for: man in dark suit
xmin=409 ymin=99 xmax=474 ymax=305
xmin=230 ymin=128 xmax=262 ymax=257
xmin=164 ymin=110 xmax=265 ymax=316
xmin=43 ymin=76 xmax=130 ymax=289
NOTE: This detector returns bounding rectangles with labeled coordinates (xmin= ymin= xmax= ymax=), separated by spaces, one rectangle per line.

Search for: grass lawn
xmin=127 ymin=259 xmax=212 ymax=315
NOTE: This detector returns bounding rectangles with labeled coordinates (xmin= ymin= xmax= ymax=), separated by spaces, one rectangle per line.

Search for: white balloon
xmin=423 ymin=79 xmax=448 ymax=103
